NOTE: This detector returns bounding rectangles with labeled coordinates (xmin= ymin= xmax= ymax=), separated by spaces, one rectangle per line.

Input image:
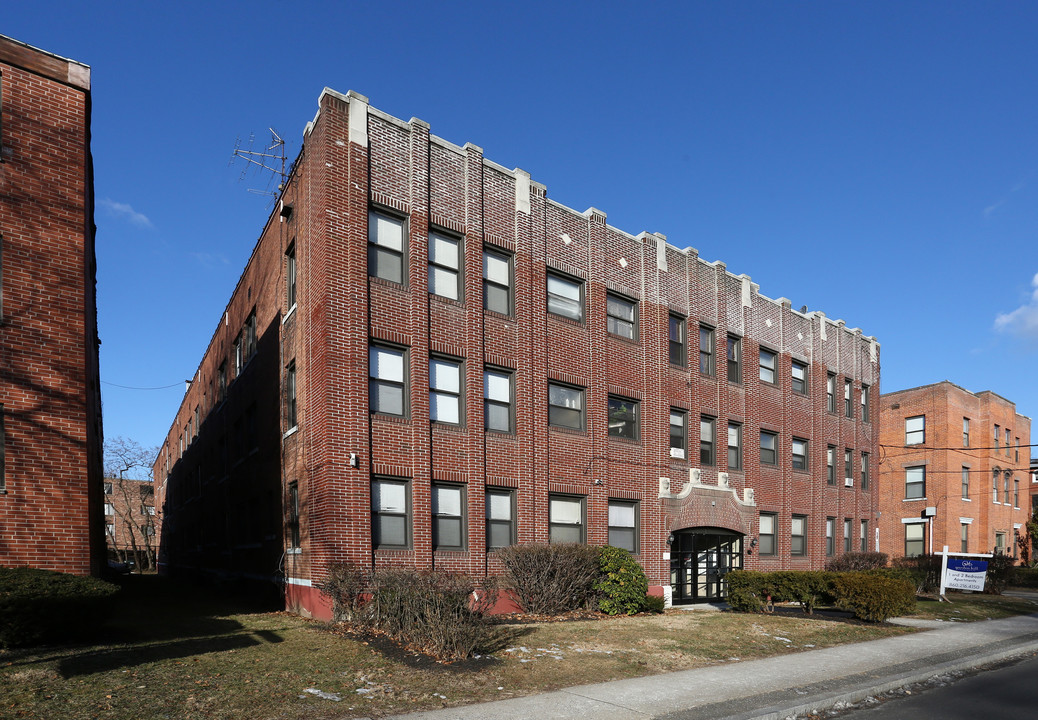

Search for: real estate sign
xmin=944 ymin=557 xmax=989 ymax=592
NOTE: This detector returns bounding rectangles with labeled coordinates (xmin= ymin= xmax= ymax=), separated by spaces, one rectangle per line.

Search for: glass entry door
xmin=669 ymin=529 xmax=743 ymax=603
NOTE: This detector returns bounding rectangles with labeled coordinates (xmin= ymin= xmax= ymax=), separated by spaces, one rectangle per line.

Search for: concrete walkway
xmin=384 ymin=609 xmax=1038 ymax=720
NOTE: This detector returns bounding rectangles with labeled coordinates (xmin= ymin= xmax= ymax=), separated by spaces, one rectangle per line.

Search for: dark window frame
xmin=482 ymin=247 xmax=513 ymax=315
xmin=700 ymin=416 xmax=716 ymax=466
xmin=826 ymin=373 xmax=836 ymax=413
xmin=791 ymin=360 xmax=808 ymax=395
xmin=483 ymin=368 xmax=514 ymax=433
xmin=428 ymin=228 xmax=463 ymax=301
xmin=668 ymin=313 xmax=686 ymax=366
xmin=791 ymin=514 xmax=807 ymax=556
xmin=429 ymin=355 xmax=464 ymax=426
xmin=607 ymin=499 xmax=639 ymax=553
xmin=548 ymin=382 xmax=585 ymax=431
xmin=432 ymin=482 xmax=467 ymax=551
xmin=607 ymin=395 xmax=640 ymax=440
xmin=759 ymin=348 xmax=777 ymax=385
xmin=759 ymin=512 xmax=777 ymax=555
xmin=670 ymin=408 xmax=687 ymax=460
xmin=371 ymin=477 xmax=411 ymax=550
xmin=547 ymin=270 xmax=584 ymax=322
xmin=286 ymin=242 xmax=297 ymax=310
xmin=792 ymin=437 xmax=809 ymax=471
xmin=727 ymin=334 xmax=742 ymax=384
xmin=760 ymin=430 xmax=778 ymax=466
xmin=905 ymin=465 xmax=926 ymax=499
xmin=288 ymin=482 xmax=301 ymax=549
xmin=699 ymin=325 xmax=715 ymax=375
xmin=826 ymin=517 xmax=835 ymax=556
xmin=486 ymin=488 xmax=516 ymax=549
xmin=606 ymin=292 xmax=638 ymax=341
xmin=727 ymin=422 xmax=742 ymax=471
xmin=286 ymin=361 xmax=298 ymax=430
xmin=369 ymin=342 xmax=409 ymax=418
xmin=905 ymin=415 xmax=925 ymax=445
xmin=548 ymin=494 xmax=586 ymax=544
xmin=827 ymin=445 xmax=836 ymax=485
xmin=368 ymin=208 xmax=408 ymax=285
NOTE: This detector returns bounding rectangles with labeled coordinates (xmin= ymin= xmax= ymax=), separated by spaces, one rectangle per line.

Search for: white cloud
xmin=190 ymin=252 xmax=230 ymax=269
xmin=994 ymin=272 xmax=1038 ymax=339
xmin=99 ymin=197 xmax=152 ymax=228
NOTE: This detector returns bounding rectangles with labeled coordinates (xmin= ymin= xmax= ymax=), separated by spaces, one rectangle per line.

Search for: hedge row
xmin=726 ymin=569 xmax=915 ymax=622
xmin=0 ymin=566 xmax=120 ymax=648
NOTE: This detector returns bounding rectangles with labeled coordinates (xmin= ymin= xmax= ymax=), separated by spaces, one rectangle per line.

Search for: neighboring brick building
xmin=878 ymin=382 xmax=1031 ymax=560
xmin=103 ymin=478 xmax=160 ymax=569
xmin=0 ymin=35 xmax=103 ymax=575
xmin=154 ymin=89 xmax=879 ymax=616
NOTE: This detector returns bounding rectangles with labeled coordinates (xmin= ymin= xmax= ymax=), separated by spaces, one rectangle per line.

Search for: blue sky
xmin=7 ymin=2 xmax=1038 ymax=460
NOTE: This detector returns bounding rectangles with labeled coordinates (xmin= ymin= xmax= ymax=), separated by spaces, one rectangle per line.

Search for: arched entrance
xmin=669 ymin=528 xmax=743 ymax=604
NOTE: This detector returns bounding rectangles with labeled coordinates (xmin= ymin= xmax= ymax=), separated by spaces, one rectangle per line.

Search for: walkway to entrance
xmin=669 ymin=527 xmax=743 ymax=604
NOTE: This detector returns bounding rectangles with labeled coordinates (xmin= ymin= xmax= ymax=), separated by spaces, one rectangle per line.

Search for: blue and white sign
xmin=945 ymin=557 xmax=989 ymax=592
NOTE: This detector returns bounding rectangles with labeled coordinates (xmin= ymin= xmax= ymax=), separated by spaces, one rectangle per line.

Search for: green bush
xmin=595 ymin=546 xmax=649 ymax=615
xmin=0 ymin=566 xmax=119 ymax=648
xmin=725 ymin=570 xmax=776 ymax=612
xmin=983 ymin=553 xmax=1016 ymax=595
xmin=824 ymin=552 xmax=889 ymax=572
xmin=641 ymin=593 xmax=666 ymax=614
xmin=496 ymin=543 xmax=601 ymax=615
xmin=769 ymin=570 xmax=834 ymax=614
xmin=1011 ymin=566 xmax=1038 ymax=589
xmin=832 ymin=571 xmax=915 ymax=622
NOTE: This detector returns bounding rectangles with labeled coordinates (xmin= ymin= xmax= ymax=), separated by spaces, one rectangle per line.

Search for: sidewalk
xmin=384 ymin=609 xmax=1038 ymax=720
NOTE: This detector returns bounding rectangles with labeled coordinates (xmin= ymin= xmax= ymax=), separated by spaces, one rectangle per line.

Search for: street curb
xmin=727 ymin=639 xmax=1038 ymax=720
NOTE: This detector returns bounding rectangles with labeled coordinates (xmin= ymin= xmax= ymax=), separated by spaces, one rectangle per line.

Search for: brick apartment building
xmin=154 ymin=89 xmax=879 ymax=616
xmin=104 ymin=478 xmax=160 ymax=569
xmin=0 ymin=35 xmax=104 ymax=575
xmin=878 ymin=382 xmax=1031 ymax=560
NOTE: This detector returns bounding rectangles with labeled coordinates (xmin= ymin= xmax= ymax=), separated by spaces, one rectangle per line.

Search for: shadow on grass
xmin=3 ymin=574 xmax=286 ymax=677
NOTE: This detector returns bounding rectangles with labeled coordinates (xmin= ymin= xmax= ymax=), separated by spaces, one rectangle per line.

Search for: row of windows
xmin=908 ymin=414 xmax=1022 ymax=461
xmin=904 ymin=465 xmax=1021 ymax=506
xmin=369 ymin=210 xmax=872 ymax=413
xmin=367 ymin=478 xmax=641 ymax=553
xmin=902 ymin=522 xmax=1011 ymax=558
xmin=372 ymin=343 xmax=870 ymax=481
xmin=758 ymin=513 xmax=869 ymax=556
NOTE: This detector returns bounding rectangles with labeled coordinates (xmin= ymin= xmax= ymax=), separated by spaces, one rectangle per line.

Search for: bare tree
xmin=103 ymin=436 xmax=160 ymax=570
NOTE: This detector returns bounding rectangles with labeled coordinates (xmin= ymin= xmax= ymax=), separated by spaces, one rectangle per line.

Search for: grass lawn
xmin=909 ymin=591 xmax=1038 ymax=621
xmin=0 ymin=576 xmax=1033 ymax=720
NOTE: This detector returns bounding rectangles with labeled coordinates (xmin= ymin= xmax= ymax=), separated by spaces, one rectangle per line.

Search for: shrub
xmin=983 ymin=553 xmax=1016 ymax=595
xmin=1011 ymin=566 xmax=1038 ymax=589
xmin=641 ymin=593 xmax=666 ymax=614
xmin=362 ymin=569 xmax=497 ymax=662
xmin=0 ymin=566 xmax=119 ymax=648
xmin=832 ymin=572 xmax=915 ymax=622
xmin=769 ymin=570 xmax=834 ymax=614
xmin=595 ymin=546 xmax=649 ymax=615
xmin=891 ymin=554 xmax=942 ymax=593
xmin=725 ymin=570 xmax=776 ymax=612
xmin=496 ymin=543 xmax=601 ymax=615
xmin=319 ymin=561 xmax=369 ymax=622
xmin=824 ymin=552 xmax=889 ymax=572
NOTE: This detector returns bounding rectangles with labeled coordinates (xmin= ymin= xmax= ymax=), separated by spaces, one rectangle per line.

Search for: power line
xmin=102 ymin=380 xmax=183 ymax=391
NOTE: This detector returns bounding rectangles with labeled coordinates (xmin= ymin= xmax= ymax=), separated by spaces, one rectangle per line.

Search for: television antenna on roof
xmin=230 ymin=128 xmax=287 ymax=199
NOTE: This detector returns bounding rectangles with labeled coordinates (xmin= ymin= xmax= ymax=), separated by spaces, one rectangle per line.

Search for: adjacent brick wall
xmin=878 ymin=382 xmax=1032 ymax=559
xmin=0 ymin=35 xmax=103 ymax=576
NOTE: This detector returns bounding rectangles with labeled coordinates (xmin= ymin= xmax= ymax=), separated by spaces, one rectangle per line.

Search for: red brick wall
xmin=155 ymin=90 xmax=880 ymax=616
xmin=0 ymin=36 xmax=103 ymax=576
xmin=878 ymin=382 xmax=1032 ymax=559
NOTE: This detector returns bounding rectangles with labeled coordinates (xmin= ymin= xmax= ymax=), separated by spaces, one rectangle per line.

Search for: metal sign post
xmin=938 ymin=545 xmax=994 ymax=601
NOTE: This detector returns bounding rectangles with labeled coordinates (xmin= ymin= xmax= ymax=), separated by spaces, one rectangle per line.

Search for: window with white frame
xmin=670 ymin=409 xmax=687 ymax=459
xmin=369 ymin=210 xmax=406 ymax=284
xmin=371 ymin=478 xmax=409 ymax=549
xmin=760 ymin=430 xmax=778 ymax=465
xmin=432 ymin=483 xmax=465 ymax=551
xmin=759 ymin=348 xmax=777 ymax=384
xmin=905 ymin=466 xmax=925 ymax=499
xmin=759 ymin=512 xmax=776 ymax=555
xmin=369 ymin=344 xmax=407 ymax=417
xmin=905 ymin=415 xmax=925 ymax=445
xmin=483 ymin=369 xmax=513 ymax=433
xmin=549 ymin=495 xmax=585 ymax=543
xmin=608 ymin=500 xmax=638 ymax=552
xmin=606 ymin=293 xmax=637 ymax=340
xmin=485 ymin=489 xmax=515 ymax=548
xmin=608 ymin=396 xmax=639 ymax=440
xmin=483 ymin=248 xmax=512 ymax=315
xmin=547 ymin=272 xmax=583 ymax=322
xmin=993 ymin=469 xmax=1000 ymax=503
xmin=429 ymin=357 xmax=462 ymax=425
xmin=428 ymin=230 xmax=461 ymax=300
xmin=1004 ymin=471 xmax=1011 ymax=504
xmin=905 ymin=522 xmax=924 ymax=557
xmin=104 ymin=503 xmax=114 ymax=516
xmin=548 ymin=383 xmax=584 ymax=430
